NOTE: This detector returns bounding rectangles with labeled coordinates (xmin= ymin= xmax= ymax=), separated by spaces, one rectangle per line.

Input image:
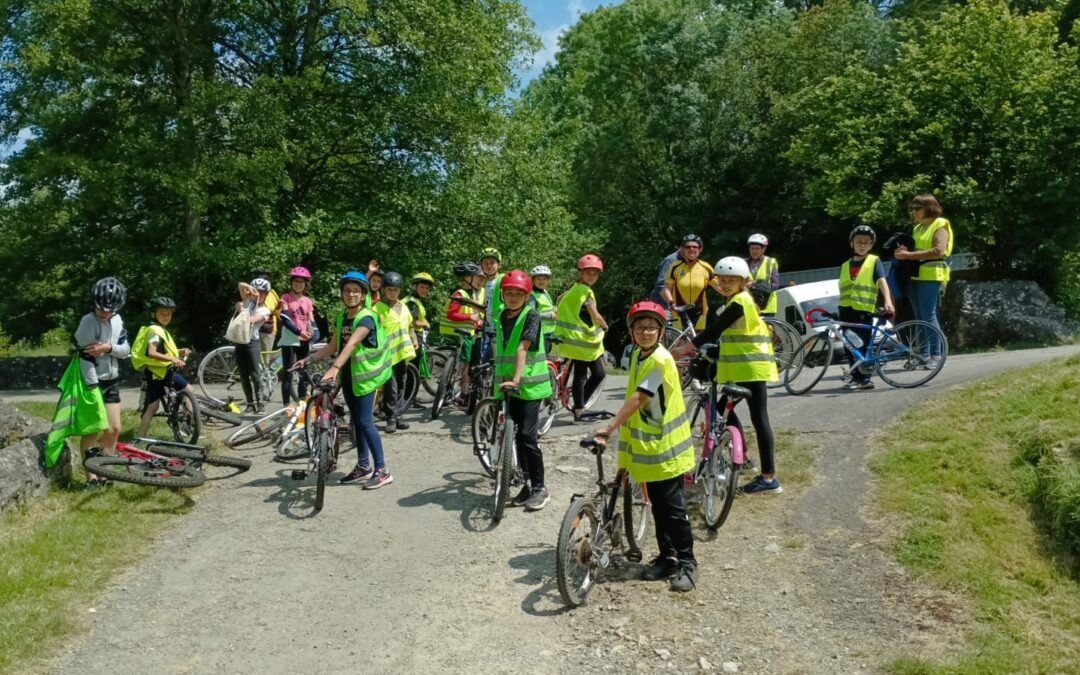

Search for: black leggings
xmin=648 ymin=475 xmax=695 ymax=562
xmin=234 ymin=341 xmax=261 ymax=405
xmin=838 ymin=306 xmax=873 ymax=381
xmin=280 ymin=342 xmax=310 ymax=405
xmin=720 ymin=380 xmax=775 ymax=475
xmin=508 ymin=397 xmax=544 ymax=488
xmin=571 ymin=358 xmax=605 ymax=410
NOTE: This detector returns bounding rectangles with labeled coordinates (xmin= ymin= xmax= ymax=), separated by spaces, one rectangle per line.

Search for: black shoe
xmin=340 ymin=465 xmax=374 ymax=484
xmin=670 ymin=559 xmax=699 ymax=592
xmin=511 ymin=485 xmax=532 ymax=507
xmin=641 ymin=556 xmax=678 ymax=581
xmin=395 ymin=418 xmax=410 ymax=431
xmin=385 ymin=417 xmax=397 ymax=433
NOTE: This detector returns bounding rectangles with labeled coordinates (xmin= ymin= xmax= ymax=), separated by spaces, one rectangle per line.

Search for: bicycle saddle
xmin=720 ymin=383 xmax=752 ymax=400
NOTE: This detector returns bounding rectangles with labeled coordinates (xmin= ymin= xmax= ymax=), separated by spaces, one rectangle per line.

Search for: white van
xmin=773 ymin=279 xmax=840 ymax=339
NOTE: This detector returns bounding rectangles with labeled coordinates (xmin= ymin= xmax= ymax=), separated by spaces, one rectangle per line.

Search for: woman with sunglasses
xmin=894 ymin=194 xmax=954 ymax=367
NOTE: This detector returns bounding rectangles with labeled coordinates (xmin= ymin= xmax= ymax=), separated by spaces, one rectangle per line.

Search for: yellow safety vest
xmin=334 ymin=309 xmax=392 ymax=396
xmin=373 ymin=301 xmax=416 ymax=365
xmin=717 ymin=292 xmax=778 ymax=383
xmin=405 ymin=294 xmax=427 ymax=326
xmin=531 ymin=289 xmax=556 ymax=336
xmin=554 ymin=283 xmax=605 ymax=361
xmin=913 ymin=217 xmax=954 ymax=282
xmin=131 ymin=324 xmax=178 ymax=380
xmin=617 ymin=345 xmax=696 ymax=483
xmin=750 ymin=256 xmax=779 ymax=314
xmin=440 ymin=287 xmax=485 ymax=337
xmin=839 ymin=254 xmax=880 ymax=313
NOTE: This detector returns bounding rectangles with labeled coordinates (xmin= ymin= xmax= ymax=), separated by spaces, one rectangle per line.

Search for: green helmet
xmin=479 ymin=247 xmax=501 ymax=263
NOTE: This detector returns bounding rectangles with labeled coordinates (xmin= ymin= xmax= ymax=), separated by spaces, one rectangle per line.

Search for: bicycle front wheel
xmin=491 ymin=415 xmax=516 ymax=524
xmin=623 ymin=472 xmax=649 ymax=555
xmin=84 ymin=456 xmax=206 ymax=488
xmin=763 ymin=318 xmax=803 ymax=389
xmin=430 ymin=354 xmax=458 ymax=420
xmin=226 ymin=407 xmax=292 ymax=448
xmin=421 ymin=350 xmax=449 ymax=397
xmin=556 ymin=497 xmax=602 ymax=607
xmin=471 ymin=398 xmax=498 ymax=477
xmin=537 ymin=363 xmax=559 ymax=437
xmin=314 ymin=430 xmax=333 ymax=513
xmin=197 ymin=346 xmax=240 ymax=405
xmin=784 ymin=333 xmax=833 ymax=395
xmin=875 ymin=320 xmax=948 ymax=388
xmin=147 ymin=444 xmax=253 ymax=472
xmin=169 ymin=388 xmax=202 ymax=445
xmin=703 ymin=428 xmax=740 ymax=530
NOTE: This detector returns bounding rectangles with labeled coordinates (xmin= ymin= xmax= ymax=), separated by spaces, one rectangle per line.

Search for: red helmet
xmin=578 ymin=254 xmax=604 ymax=271
xmin=626 ymin=300 xmax=667 ymax=331
xmin=500 ymin=269 xmax=532 ymax=294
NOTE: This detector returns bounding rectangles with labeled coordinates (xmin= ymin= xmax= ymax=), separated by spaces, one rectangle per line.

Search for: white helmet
xmin=747 ymin=233 xmax=769 ymax=246
xmin=714 ymin=256 xmax=751 ymax=279
xmin=251 ymin=278 xmax=272 ymax=292
xmin=530 ymin=265 xmax=552 ymax=277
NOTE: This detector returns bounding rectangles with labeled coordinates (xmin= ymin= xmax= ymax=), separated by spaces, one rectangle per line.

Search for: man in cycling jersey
xmin=651 ymin=247 xmax=682 ymax=308
xmin=662 ymin=234 xmax=713 ymax=330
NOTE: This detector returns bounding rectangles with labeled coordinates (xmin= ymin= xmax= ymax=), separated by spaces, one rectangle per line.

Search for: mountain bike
xmin=136 ymin=367 xmax=201 ymax=444
xmin=289 ymin=380 xmax=348 ymax=513
xmin=556 ymin=437 xmax=648 ymax=608
xmin=431 ymin=327 xmax=489 ymax=419
xmin=543 ymin=336 xmax=607 ymax=429
xmin=415 ymin=329 xmax=450 ymax=397
xmin=784 ymin=307 xmax=947 ymax=395
xmin=197 ymin=342 xmax=327 ymax=405
xmin=83 ymin=438 xmax=251 ymax=488
xmin=477 ymin=385 xmax=524 ymax=524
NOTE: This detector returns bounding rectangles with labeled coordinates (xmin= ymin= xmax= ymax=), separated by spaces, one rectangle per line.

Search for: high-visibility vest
xmin=493 ymin=306 xmax=553 ymax=401
xmin=405 ymin=294 xmax=427 ymax=326
xmin=531 ymin=289 xmax=556 ymax=336
xmin=617 ymin=345 xmax=696 ymax=483
xmin=373 ymin=301 xmax=416 ymax=365
xmin=131 ymin=324 xmax=178 ymax=380
xmin=913 ymin=217 xmax=954 ymax=282
xmin=717 ymin=292 xmax=778 ymax=383
xmin=554 ymin=283 xmax=605 ymax=361
xmin=334 ymin=309 xmax=391 ymax=396
xmin=440 ymin=287 xmax=484 ymax=337
xmin=750 ymin=256 xmax=779 ymax=314
xmin=839 ymin=254 xmax=880 ymax=313
xmin=487 ymin=273 xmax=505 ymax=331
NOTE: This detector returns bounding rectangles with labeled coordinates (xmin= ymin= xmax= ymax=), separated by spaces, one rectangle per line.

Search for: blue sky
xmin=519 ymin=0 xmax=621 ymax=85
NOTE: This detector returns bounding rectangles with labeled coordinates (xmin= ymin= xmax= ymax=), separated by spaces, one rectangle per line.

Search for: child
xmin=675 ymin=256 xmax=780 ymax=494
xmin=442 ymin=261 xmax=485 ymax=397
xmin=529 ymin=265 xmax=557 ymax=352
xmin=298 ymin=271 xmax=393 ymax=489
xmin=132 ymin=297 xmax=192 ymax=437
xmin=253 ymin=269 xmax=280 ymax=353
xmin=235 ymin=278 xmax=272 ymax=413
xmin=495 ymin=270 xmax=553 ymax=511
xmin=367 ymin=261 xmax=383 ymax=306
xmin=279 ymin=266 xmax=316 ymax=404
xmin=373 ymin=271 xmax=418 ymax=432
xmin=593 ymin=301 xmax=698 ymax=592
xmin=75 ymin=277 xmax=131 ymax=486
xmin=554 ymin=254 xmax=609 ymax=421
xmin=839 ymin=225 xmax=895 ymax=390
xmin=405 ymin=272 xmax=434 ymax=332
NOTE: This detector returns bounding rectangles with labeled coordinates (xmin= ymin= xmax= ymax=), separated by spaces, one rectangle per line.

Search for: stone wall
xmin=0 ymin=354 xmax=208 ymax=390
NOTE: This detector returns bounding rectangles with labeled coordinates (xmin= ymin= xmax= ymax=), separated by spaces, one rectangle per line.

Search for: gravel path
xmin=23 ymin=345 xmax=1078 ymax=674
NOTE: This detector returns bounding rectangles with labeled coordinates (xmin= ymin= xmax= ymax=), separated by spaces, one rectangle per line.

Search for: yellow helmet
xmin=411 ymin=272 xmax=435 ymax=286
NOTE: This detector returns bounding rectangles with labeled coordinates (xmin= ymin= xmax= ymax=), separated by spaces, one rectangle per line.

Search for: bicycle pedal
xmin=625 ymin=549 xmax=643 ymax=563
xmin=290 ymin=470 xmax=308 ymax=480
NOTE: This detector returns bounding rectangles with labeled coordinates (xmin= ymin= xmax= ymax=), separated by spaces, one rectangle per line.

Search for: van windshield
xmin=799 ymin=296 xmax=839 ymax=319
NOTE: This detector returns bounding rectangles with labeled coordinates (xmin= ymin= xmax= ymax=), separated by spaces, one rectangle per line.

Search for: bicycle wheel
xmin=226 ymin=407 xmax=292 ymax=448
xmin=663 ymin=327 xmax=695 ymax=390
xmin=875 ymin=320 xmax=948 ymax=388
xmin=314 ymin=430 xmax=333 ymax=513
xmin=784 ymin=333 xmax=833 ymax=395
xmin=492 ymin=415 xmax=515 ymax=524
xmin=275 ymin=429 xmax=308 ymax=461
xmin=258 ymin=351 xmax=281 ymax=403
xmin=199 ymin=405 xmax=243 ymax=427
xmin=430 ymin=353 xmax=459 ymax=420
xmin=622 ymin=472 xmax=649 ymax=554
xmin=84 ymin=456 xmax=206 ymax=488
xmin=703 ymin=428 xmax=739 ymax=530
xmin=197 ymin=346 xmax=240 ymax=405
xmin=146 ymin=444 xmax=253 ymax=471
xmin=421 ymin=350 xmax=449 ymax=397
xmin=556 ymin=497 xmax=602 ymax=607
xmin=471 ymin=398 xmax=498 ymax=477
xmin=168 ymin=388 xmax=202 ymax=445
xmin=398 ymin=363 xmax=420 ymax=413
xmin=537 ymin=364 xmax=559 ymax=437
xmin=763 ymin=318 xmax=802 ymax=390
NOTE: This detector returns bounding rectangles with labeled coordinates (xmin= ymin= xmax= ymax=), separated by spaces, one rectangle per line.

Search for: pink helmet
xmin=289 ymin=266 xmax=312 ymax=280
xmin=578 ymin=254 xmax=604 ymax=272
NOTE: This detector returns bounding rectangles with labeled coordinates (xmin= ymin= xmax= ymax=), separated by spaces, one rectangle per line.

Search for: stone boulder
xmin=0 ymin=398 xmax=72 ymax=512
xmin=0 ymin=397 xmax=49 ymax=445
xmin=941 ymin=280 xmax=1078 ymax=350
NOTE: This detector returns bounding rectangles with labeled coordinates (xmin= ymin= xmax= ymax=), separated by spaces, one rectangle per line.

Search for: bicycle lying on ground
xmin=83 ymin=437 xmax=251 ymax=488
xmin=136 ymin=367 xmax=201 ymax=444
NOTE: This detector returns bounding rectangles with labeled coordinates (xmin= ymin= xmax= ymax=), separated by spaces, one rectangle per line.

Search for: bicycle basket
xmin=688 ymin=355 xmax=716 ymax=382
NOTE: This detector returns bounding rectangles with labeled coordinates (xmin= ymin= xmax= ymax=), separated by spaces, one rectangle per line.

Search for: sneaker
xmin=641 ymin=556 xmax=678 ymax=581
xmin=669 ymin=560 xmax=699 ymax=592
xmin=340 ymin=465 xmax=374 ymax=484
xmin=395 ymin=418 xmax=410 ymax=431
xmin=524 ymin=486 xmax=550 ymax=511
xmin=741 ymin=475 xmax=782 ymax=495
xmin=363 ymin=469 xmax=394 ymax=490
xmin=856 ymin=380 xmax=875 ymax=390
xmin=921 ymin=356 xmax=943 ymax=371
xmin=385 ymin=417 xmax=397 ymax=433
xmin=843 ymin=379 xmax=874 ymax=391
xmin=511 ymin=485 xmax=532 ymax=507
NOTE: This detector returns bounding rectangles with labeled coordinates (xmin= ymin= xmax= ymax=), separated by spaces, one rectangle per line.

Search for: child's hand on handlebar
xmin=670 ymin=342 xmax=696 ymax=359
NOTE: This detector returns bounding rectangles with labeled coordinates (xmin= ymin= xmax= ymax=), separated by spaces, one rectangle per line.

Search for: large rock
xmin=0 ymin=399 xmax=71 ymax=511
xmin=0 ymin=398 xmax=50 ymax=445
xmin=941 ymin=280 xmax=1078 ymax=350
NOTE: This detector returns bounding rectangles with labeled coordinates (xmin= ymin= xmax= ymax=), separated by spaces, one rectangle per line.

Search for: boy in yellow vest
xmin=374 ymin=272 xmax=418 ymax=432
xmin=133 ymin=297 xmax=192 ymax=437
xmin=839 ymin=225 xmax=895 ymax=391
xmin=593 ymin=301 xmax=698 ymax=592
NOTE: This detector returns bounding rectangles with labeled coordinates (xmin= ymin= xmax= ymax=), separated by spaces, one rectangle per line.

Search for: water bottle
xmin=843 ymin=329 xmax=864 ymax=348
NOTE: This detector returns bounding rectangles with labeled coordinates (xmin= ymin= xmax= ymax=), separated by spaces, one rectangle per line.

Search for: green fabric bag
xmin=44 ymin=358 xmax=109 ymax=468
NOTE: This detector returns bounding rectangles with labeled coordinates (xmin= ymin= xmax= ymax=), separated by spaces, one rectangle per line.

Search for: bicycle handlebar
xmin=580 ymin=436 xmax=607 ymax=454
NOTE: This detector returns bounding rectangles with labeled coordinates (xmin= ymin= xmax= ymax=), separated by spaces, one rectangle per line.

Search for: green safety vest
xmin=334 ymin=309 xmax=391 ymax=396
xmin=373 ymin=300 xmax=416 ymax=365
xmin=440 ymin=287 xmax=485 ymax=337
xmin=617 ymin=345 xmax=696 ymax=483
xmin=717 ymin=292 xmax=778 ymax=383
xmin=131 ymin=323 xmax=178 ymax=380
xmin=553 ymin=283 xmax=605 ymax=361
xmin=839 ymin=254 xmax=880 ymax=313
xmin=913 ymin=217 xmax=954 ymax=282
xmin=487 ymin=273 xmax=505 ymax=331
xmin=493 ymin=305 xmax=553 ymax=401
xmin=750 ymin=256 xmax=779 ymax=314
xmin=531 ymin=289 xmax=556 ymax=336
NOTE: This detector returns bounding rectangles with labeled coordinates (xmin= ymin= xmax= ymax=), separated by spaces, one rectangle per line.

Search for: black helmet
xmin=382 ymin=271 xmax=404 ymax=288
xmin=92 ymin=277 xmax=127 ymax=312
xmin=149 ymin=296 xmax=177 ymax=311
xmin=453 ymin=261 xmax=482 ymax=277
xmin=682 ymin=233 xmax=703 ymax=246
xmin=849 ymin=224 xmax=877 ymax=243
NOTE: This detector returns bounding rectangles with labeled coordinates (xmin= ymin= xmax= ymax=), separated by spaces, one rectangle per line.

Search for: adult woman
xmin=894 ymin=194 xmax=954 ymax=365
xmin=235 ymin=278 xmax=272 ymax=412
xmin=278 ymin=266 xmax=316 ymax=404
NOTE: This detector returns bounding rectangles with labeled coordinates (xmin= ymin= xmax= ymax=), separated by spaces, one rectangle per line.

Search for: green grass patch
xmin=871 ymin=355 xmax=1080 ymax=673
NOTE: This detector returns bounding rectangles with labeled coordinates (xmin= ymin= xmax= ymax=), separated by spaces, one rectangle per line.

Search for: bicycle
xmin=660 ymin=304 xmax=703 ymax=389
xmin=273 ymin=367 xmax=316 ymax=461
xmin=415 ymin=329 xmax=450 ymax=398
xmin=83 ymin=437 xmax=251 ymax=488
xmin=374 ymin=360 xmax=421 ymax=420
xmin=430 ymin=327 xmax=487 ymax=419
xmin=555 ymin=436 xmax=649 ymax=608
xmin=197 ymin=342 xmax=327 ymax=405
xmin=684 ymin=344 xmax=751 ymax=530
xmin=542 ymin=336 xmax=607 ymax=430
xmin=137 ymin=366 xmax=201 ymax=444
xmin=784 ymin=307 xmax=948 ymax=395
xmin=289 ymin=380 xmax=349 ymax=513
xmin=193 ymin=393 xmax=245 ymax=428
xmin=225 ymin=403 xmax=295 ymax=448
xmin=474 ymin=385 xmax=523 ymax=523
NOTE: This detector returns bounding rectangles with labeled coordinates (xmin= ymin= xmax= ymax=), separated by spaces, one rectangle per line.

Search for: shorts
xmin=98 ymin=378 xmax=122 ymax=404
xmin=145 ymin=371 xmax=188 ymax=405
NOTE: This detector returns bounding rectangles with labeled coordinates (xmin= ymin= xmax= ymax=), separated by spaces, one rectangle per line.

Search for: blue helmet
xmin=339 ymin=270 xmax=370 ymax=289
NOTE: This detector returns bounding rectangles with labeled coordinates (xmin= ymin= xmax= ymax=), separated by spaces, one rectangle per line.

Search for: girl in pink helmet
xmin=279 ymin=266 xmax=316 ymax=404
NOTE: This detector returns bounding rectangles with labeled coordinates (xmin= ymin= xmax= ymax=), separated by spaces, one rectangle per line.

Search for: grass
xmin=870 ymin=355 xmax=1080 ymax=673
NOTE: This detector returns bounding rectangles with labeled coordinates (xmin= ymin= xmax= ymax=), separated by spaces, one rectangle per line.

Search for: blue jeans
xmin=908 ymin=280 xmax=944 ymax=356
xmin=341 ymin=382 xmax=385 ymax=470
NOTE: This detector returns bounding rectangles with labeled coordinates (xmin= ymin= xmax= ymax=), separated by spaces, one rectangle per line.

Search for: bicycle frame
xmin=805 ymin=307 xmax=902 ymax=369
xmin=575 ymin=440 xmax=645 ymax=561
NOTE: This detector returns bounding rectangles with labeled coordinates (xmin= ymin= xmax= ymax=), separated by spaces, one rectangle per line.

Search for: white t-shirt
xmin=246 ymin=302 xmax=271 ymax=343
xmin=634 ymin=353 xmax=667 ymax=424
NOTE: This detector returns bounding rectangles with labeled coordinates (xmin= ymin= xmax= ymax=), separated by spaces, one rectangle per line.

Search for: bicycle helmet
xmin=849 ymin=224 xmax=877 ymax=243
xmin=682 ymin=233 xmax=703 ymax=246
xmin=91 ymin=277 xmax=127 ymax=312
xmin=626 ymin=300 xmax=667 ymax=330
xmin=382 ymin=271 xmax=404 ymax=288
xmin=289 ymin=266 xmax=312 ymax=280
xmin=251 ymin=278 xmax=272 ymax=292
xmin=479 ymin=247 xmax=501 ymax=263
xmin=339 ymin=270 xmax=370 ymax=289
xmin=747 ymin=233 xmax=769 ymax=247
xmin=149 ymin=296 xmax=177 ymax=311
xmin=713 ymin=256 xmax=751 ymax=279
xmin=453 ymin=261 xmax=482 ymax=277
xmin=578 ymin=254 xmax=604 ymax=272
xmin=500 ymin=269 xmax=532 ymax=294
xmin=530 ymin=265 xmax=552 ymax=277
xmin=412 ymin=272 xmax=435 ymax=286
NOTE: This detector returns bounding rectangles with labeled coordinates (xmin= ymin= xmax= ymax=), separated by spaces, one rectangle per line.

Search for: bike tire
xmin=399 ymin=362 xmax=420 ymax=413
xmin=763 ymin=318 xmax=803 ymax=390
xmin=314 ymin=431 xmax=332 ymax=513
xmin=703 ymin=428 xmax=739 ymax=531
xmin=275 ymin=429 xmax=309 ymax=461
xmin=664 ymin=327 xmax=695 ymax=390
xmin=622 ymin=472 xmax=649 ymax=555
xmin=874 ymin=320 xmax=948 ymax=388
xmin=197 ymin=346 xmax=240 ymax=405
xmin=430 ymin=352 xmax=458 ymax=420
xmin=556 ymin=497 xmax=601 ymax=607
xmin=471 ymin=398 xmax=498 ymax=477
xmin=84 ymin=456 xmax=206 ymax=488
xmin=169 ymin=387 xmax=202 ymax=445
xmin=226 ymin=407 xmax=291 ymax=448
xmin=146 ymin=445 xmax=253 ymax=472
xmin=421 ymin=350 xmax=449 ymax=397
xmin=492 ymin=414 xmax=515 ymax=524
xmin=583 ymin=372 xmax=606 ymax=410
xmin=537 ymin=363 xmax=559 ymax=437
xmin=199 ymin=406 xmax=244 ymax=427
xmin=784 ymin=333 xmax=833 ymax=395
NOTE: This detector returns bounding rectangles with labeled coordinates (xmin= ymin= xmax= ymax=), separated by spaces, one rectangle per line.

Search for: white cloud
xmin=529 ymin=24 xmax=569 ymax=74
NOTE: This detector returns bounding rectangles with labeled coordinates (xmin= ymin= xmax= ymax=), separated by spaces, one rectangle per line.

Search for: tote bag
xmin=226 ymin=305 xmax=252 ymax=344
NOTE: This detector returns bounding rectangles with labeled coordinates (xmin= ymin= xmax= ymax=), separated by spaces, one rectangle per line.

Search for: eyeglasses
xmin=682 ymin=244 xmax=701 ymax=250
xmin=632 ymin=325 xmax=661 ymax=335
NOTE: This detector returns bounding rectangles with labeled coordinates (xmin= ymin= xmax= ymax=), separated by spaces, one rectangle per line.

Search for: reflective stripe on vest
xmin=374 ymin=301 xmax=416 ymax=365
xmin=494 ymin=305 xmax=553 ymax=401
xmin=334 ymin=309 xmax=392 ymax=396
xmin=913 ymin=217 xmax=954 ymax=282
xmin=717 ymin=292 xmax=779 ymax=383
xmin=553 ymin=283 xmax=605 ymax=361
xmin=839 ymin=254 xmax=880 ymax=312
xmin=751 ymin=256 xmax=779 ymax=314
